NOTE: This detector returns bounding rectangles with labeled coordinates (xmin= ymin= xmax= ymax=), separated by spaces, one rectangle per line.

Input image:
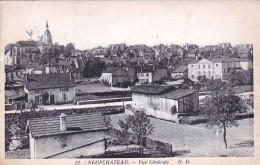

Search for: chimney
xmin=59 ymin=113 xmax=67 ymax=131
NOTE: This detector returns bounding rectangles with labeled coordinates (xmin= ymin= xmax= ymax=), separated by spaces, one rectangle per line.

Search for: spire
xmin=46 ymin=21 xmax=49 ymax=29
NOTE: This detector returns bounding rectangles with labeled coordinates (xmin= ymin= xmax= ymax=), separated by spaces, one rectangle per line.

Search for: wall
xmin=33 ymin=131 xmax=106 ymax=159
xmin=27 ymin=87 xmax=76 ymax=105
xmin=132 ymin=93 xmax=178 ymax=120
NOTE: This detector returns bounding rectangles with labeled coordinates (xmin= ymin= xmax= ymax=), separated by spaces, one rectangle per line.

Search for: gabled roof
xmin=132 ymin=85 xmax=175 ymax=95
xmin=14 ymin=40 xmax=38 ymax=47
xmin=26 ymin=73 xmax=76 ymax=90
xmin=103 ymin=67 xmax=119 ymax=73
xmin=26 ymin=113 xmax=108 ymax=138
xmin=161 ymin=89 xmax=197 ymax=100
xmin=172 ymin=65 xmax=187 ymax=73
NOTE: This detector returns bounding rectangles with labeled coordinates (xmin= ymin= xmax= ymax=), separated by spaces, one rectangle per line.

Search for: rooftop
xmin=26 ymin=73 xmax=76 ymax=90
xmin=161 ymin=89 xmax=197 ymax=100
xmin=131 ymin=85 xmax=175 ymax=95
xmin=26 ymin=113 xmax=108 ymax=138
xmin=172 ymin=65 xmax=188 ymax=73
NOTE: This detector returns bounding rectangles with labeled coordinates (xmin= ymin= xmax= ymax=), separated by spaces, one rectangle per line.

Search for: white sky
xmin=1 ymin=1 xmax=260 ymax=50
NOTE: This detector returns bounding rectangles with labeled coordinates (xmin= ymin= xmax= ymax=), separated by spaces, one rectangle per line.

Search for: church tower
xmin=41 ymin=21 xmax=53 ymax=45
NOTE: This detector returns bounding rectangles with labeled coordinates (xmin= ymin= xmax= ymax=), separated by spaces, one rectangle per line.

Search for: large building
xmin=132 ymin=85 xmax=199 ymax=120
xmin=26 ymin=113 xmax=108 ymax=159
xmin=187 ymin=57 xmax=252 ymax=81
xmin=24 ymin=73 xmax=76 ymax=105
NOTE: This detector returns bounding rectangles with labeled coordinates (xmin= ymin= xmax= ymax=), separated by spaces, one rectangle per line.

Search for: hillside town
xmin=5 ymin=22 xmax=254 ymax=159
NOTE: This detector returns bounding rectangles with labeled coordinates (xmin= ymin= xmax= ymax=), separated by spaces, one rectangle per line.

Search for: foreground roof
xmin=26 ymin=73 xmax=76 ymax=90
xmin=132 ymin=85 xmax=175 ymax=95
xmin=26 ymin=113 xmax=108 ymax=138
xmin=161 ymin=89 xmax=197 ymax=100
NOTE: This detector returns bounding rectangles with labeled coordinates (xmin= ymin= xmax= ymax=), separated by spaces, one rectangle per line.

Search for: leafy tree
xmin=125 ymin=109 xmax=154 ymax=156
xmin=64 ymin=43 xmax=75 ymax=57
xmin=83 ymin=58 xmax=105 ymax=78
xmin=202 ymin=82 xmax=247 ymax=149
xmin=118 ymin=119 xmax=131 ymax=145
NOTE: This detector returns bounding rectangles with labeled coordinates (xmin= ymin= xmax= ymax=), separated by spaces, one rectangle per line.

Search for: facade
xmin=132 ymin=85 xmax=199 ymax=120
xmin=171 ymin=65 xmax=188 ymax=79
xmin=24 ymin=73 xmax=76 ymax=105
xmin=100 ymin=67 xmax=130 ymax=87
xmin=137 ymin=71 xmax=153 ymax=83
xmin=26 ymin=113 xmax=108 ymax=159
xmin=187 ymin=57 xmax=252 ymax=81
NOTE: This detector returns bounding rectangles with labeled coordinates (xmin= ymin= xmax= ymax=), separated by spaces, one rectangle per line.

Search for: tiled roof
xmin=233 ymin=85 xmax=253 ymax=94
xmin=26 ymin=113 xmax=108 ymax=138
xmin=132 ymin=85 xmax=175 ymax=95
xmin=172 ymin=65 xmax=187 ymax=73
xmin=103 ymin=67 xmax=119 ymax=73
xmin=161 ymin=89 xmax=197 ymax=100
xmin=26 ymin=73 xmax=76 ymax=90
xmin=14 ymin=41 xmax=38 ymax=47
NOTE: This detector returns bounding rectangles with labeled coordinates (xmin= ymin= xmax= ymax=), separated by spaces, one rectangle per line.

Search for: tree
xmin=202 ymin=82 xmax=247 ymax=149
xmin=118 ymin=119 xmax=130 ymax=145
xmin=123 ymin=109 xmax=154 ymax=156
xmin=149 ymin=98 xmax=160 ymax=117
xmin=64 ymin=43 xmax=75 ymax=57
xmin=171 ymin=105 xmax=177 ymax=116
xmin=83 ymin=58 xmax=105 ymax=78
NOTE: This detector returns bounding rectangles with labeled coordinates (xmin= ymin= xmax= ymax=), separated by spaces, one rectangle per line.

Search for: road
xmin=5 ymin=101 xmax=132 ymax=114
xmin=109 ymin=110 xmax=254 ymax=157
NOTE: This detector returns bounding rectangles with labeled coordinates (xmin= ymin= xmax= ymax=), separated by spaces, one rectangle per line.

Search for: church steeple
xmin=46 ymin=21 xmax=49 ymax=29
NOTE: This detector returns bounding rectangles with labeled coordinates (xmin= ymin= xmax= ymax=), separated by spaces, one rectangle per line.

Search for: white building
xmin=26 ymin=113 xmax=108 ymax=159
xmin=188 ymin=57 xmax=252 ymax=81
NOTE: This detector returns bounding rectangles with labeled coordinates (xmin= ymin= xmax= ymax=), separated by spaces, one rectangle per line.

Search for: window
xmin=203 ymin=65 xmax=205 ymax=69
xmin=216 ymin=64 xmax=218 ymax=67
xmin=198 ymin=65 xmax=200 ymax=69
xmin=192 ymin=75 xmax=194 ymax=79
xmin=62 ymin=93 xmax=68 ymax=102
xmin=191 ymin=65 xmax=193 ymax=67
xmin=146 ymin=73 xmax=149 ymax=77
xmin=60 ymin=88 xmax=69 ymax=92
xmin=35 ymin=95 xmax=42 ymax=103
xmin=208 ymin=65 xmax=211 ymax=68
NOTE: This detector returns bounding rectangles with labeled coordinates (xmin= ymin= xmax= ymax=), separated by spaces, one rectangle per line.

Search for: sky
xmin=1 ymin=1 xmax=260 ymax=50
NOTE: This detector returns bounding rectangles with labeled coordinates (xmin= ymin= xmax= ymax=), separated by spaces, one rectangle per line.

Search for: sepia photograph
xmin=0 ymin=1 xmax=259 ymax=164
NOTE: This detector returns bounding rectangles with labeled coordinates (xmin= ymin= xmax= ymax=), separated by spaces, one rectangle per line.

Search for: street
xmin=109 ymin=110 xmax=254 ymax=157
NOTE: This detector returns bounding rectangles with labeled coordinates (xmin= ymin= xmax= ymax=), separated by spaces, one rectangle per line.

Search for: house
xmin=100 ymin=67 xmax=130 ymax=87
xmin=171 ymin=65 xmax=188 ymax=79
xmin=233 ymin=85 xmax=253 ymax=101
xmin=24 ymin=73 xmax=76 ymax=105
xmin=187 ymin=57 xmax=248 ymax=81
xmin=152 ymin=68 xmax=168 ymax=82
xmin=137 ymin=70 xmax=153 ymax=83
xmin=132 ymin=85 xmax=199 ymax=120
xmin=137 ymin=67 xmax=168 ymax=84
xmin=25 ymin=113 xmax=108 ymax=159
xmin=71 ymin=49 xmax=83 ymax=57
xmin=234 ymin=44 xmax=253 ymax=59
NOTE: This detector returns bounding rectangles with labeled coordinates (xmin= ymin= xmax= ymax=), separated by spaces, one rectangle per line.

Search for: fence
xmin=108 ymin=127 xmax=172 ymax=157
xmin=77 ymin=97 xmax=132 ymax=105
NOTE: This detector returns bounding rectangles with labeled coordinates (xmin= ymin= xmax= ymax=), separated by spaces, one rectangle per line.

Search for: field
xmin=109 ymin=111 xmax=254 ymax=157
